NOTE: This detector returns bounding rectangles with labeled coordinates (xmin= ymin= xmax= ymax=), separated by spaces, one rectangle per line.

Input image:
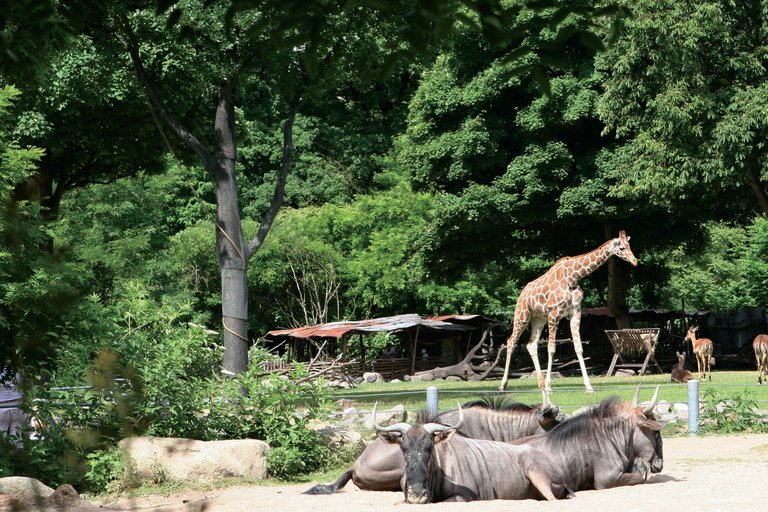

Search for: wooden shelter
xmin=265 ymin=314 xmax=496 ymax=379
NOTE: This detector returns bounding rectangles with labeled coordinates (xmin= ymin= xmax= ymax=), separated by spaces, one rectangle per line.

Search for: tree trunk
xmin=118 ymin=26 xmax=298 ymax=376
xmin=215 ymin=81 xmax=249 ymax=375
xmin=604 ymin=224 xmax=633 ymax=329
xmin=747 ymin=168 xmax=768 ymax=215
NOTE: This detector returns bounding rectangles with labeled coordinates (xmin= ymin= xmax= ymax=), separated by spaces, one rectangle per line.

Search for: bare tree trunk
xmin=604 ymin=223 xmax=633 ymax=329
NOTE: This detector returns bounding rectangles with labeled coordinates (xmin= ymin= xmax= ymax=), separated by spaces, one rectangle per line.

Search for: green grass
xmin=324 ymin=371 xmax=768 ymax=416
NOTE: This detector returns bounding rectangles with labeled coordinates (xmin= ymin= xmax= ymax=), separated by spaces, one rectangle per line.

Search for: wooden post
xmin=411 ymin=325 xmax=420 ymax=376
xmin=340 ymin=334 xmax=348 ymax=361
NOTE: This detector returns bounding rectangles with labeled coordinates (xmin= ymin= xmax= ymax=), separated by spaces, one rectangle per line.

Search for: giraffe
xmin=499 ymin=231 xmax=638 ymax=394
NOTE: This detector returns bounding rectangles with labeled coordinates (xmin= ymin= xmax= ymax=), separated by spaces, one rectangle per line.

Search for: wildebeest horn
xmin=633 ymin=384 xmax=642 ymax=407
xmin=643 ymin=385 xmax=660 ymax=415
xmin=423 ymin=401 xmax=464 ymax=435
xmin=371 ymin=402 xmax=410 ymax=434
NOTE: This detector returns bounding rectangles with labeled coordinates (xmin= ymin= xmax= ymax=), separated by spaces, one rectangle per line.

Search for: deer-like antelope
xmin=753 ymin=334 xmax=768 ymax=385
xmin=684 ymin=326 xmax=713 ymax=381
xmin=670 ymin=351 xmax=693 ymax=383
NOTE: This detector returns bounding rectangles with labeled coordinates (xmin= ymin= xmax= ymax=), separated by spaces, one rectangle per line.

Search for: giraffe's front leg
xmin=526 ymin=319 xmax=547 ymax=391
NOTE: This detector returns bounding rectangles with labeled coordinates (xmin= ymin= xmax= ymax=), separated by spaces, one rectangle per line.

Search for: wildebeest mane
xmin=462 ymin=394 xmax=539 ymax=413
xmin=415 ymin=395 xmax=538 ymax=424
xmin=544 ymin=396 xmax=632 ymax=448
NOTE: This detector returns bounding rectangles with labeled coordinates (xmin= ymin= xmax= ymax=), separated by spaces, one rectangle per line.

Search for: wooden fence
xmin=256 ymin=355 xmax=458 ymax=382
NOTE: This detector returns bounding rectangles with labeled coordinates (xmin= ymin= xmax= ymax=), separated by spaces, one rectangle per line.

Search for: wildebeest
xmin=754 ymin=334 xmax=768 ymax=385
xmin=685 ymin=326 xmax=714 ymax=381
xmin=514 ymin=385 xmax=663 ymax=491
xmin=671 ymin=351 xmax=694 ymax=383
xmin=304 ymin=395 xmax=564 ymax=494
xmin=373 ymin=402 xmax=570 ymax=503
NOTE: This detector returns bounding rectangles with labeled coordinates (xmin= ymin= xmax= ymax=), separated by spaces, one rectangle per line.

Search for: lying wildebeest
xmin=372 ymin=402 xmax=571 ymax=503
xmin=514 ymin=385 xmax=663 ymax=490
xmin=304 ymin=395 xmax=564 ymax=494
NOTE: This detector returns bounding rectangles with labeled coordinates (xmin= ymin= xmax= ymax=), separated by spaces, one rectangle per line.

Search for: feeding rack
xmin=603 ymin=328 xmax=663 ymax=377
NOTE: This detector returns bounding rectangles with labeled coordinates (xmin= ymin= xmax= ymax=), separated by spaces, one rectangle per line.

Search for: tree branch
xmin=114 ymin=17 xmax=218 ymax=175
xmin=245 ymin=102 xmax=297 ymax=260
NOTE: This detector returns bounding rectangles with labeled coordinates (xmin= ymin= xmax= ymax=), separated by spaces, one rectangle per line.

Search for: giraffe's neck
xmin=566 ymin=241 xmax=613 ymax=283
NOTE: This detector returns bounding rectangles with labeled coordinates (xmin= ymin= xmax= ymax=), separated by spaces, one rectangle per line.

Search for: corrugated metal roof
xmin=267 ymin=314 xmax=476 ymax=339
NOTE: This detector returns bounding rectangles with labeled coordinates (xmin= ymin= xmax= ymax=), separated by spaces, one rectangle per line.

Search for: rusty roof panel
xmin=268 ymin=314 xmax=475 ymax=339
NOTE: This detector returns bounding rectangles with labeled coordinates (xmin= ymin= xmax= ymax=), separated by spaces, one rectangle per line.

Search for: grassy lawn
xmin=322 ymin=371 xmax=768 ymax=415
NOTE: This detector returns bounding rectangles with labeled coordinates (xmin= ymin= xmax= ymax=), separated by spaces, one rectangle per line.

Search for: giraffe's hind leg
xmin=500 ymin=311 xmax=530 ymax=391
xmin=526 ymin=317 xmax=547 ymax=391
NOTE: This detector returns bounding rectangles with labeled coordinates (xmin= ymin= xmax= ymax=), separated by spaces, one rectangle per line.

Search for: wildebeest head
xmin=373 ymin=401 xmax=464 ymax=504
xmin=628 ymin=385 xmax=664 ymax=476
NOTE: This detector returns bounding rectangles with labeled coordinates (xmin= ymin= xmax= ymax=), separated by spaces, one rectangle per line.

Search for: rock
xmin=656 ymin=400 xmax=671 ymax=414
xmin=615 ymin=369 xmax=636 ymax=377
xmin=311 ymin=425 xmax=365 ymax=454
xmin=402 ymin=375 xmax=411 ymax=382
xmin=420 ymin=373 xmax=434 ymax=381
xmin=390 ymin=379 xmax=402 ymax=384
xmin=120 ymin=437 xmax=269 ymax=485
xmin=363 ymin=406 xmax=402 ymax=429
xmin=342 ymin=406 xmax=360 ymax=419
xmin=335 ymin=399 xmax=353 ymax=410
xmin=0 ymin=477 xmax=54 ymax=497
xmin=388 ymin=404 xmax=406 ymax=423
xmin=446 ymin=376 xmax=463 ymax=382
xmin=409 ymin=375 xmax=423 ymax=382
xmin=362 ymin=372 xmax=384 ymax=383
xmin=0 ymin=484 xmax=115 ymax=512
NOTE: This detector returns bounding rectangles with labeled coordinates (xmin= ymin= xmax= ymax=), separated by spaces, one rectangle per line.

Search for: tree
xmin=598 ymin=0 xmax=768 ymax=217
xmin=1 ymin=0 xmax=629 ymax=375
xmin=394 ymin=8 xmax=691 ymax=328
xmin=0 ymin=85 xmax=82 ymax=362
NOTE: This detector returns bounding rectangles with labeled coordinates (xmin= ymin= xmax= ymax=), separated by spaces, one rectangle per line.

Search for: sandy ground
xmin=103 ymin=433 xmax=768 ymax=512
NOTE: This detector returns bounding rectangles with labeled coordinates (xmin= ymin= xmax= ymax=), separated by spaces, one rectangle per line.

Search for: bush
xmin=206 ymin=361 xmax=333 ymax=480
xmin=700 ymin=388 xmax=768 ymax=434
xmin=10 ymin=284 xmax=336 ymax=492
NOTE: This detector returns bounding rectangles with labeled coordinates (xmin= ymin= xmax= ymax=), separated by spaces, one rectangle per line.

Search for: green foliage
xmin=84 ymin=448 xmax=127 ymax=494
xmin=598 ymin=0 xmax=768 ymax=216
xmin=202 ymin=361 xmax=332 ymax=480
xmin=700 ymin=388 xmax=768 ymax=435
xmin=0 ymin=84 xmax=84 ymax=362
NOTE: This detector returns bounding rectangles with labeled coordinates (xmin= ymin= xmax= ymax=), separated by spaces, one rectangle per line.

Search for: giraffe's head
xmin=610 ymin=231 xmax=638 ymax=266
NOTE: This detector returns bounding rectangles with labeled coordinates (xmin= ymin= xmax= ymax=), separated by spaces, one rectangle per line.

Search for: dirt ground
xmin=102 ymin=433 xmax=768 ymax=512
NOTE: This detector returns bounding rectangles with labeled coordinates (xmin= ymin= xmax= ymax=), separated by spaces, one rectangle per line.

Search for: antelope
xmin=670 ymin=351 xmax=693 ymax=383
xmin=753 ymin=334 xmax=768 ymax=385
xmin=684 ymin=326 xmax=713 ymax=381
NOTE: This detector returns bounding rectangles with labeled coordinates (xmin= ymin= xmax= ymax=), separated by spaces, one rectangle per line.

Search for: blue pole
xmin=688 ymin=379 xmax=699 ymax=436
xmin=426 ymin=386 xmax=439 ymax=418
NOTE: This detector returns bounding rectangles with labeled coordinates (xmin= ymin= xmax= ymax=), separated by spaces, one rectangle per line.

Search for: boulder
xmin=334 ymin=399 xmax=353 ymax=410
xmin=119 ymin=437 xmax=269 ymax=485
xmin=0 ymin=484 xmax=116 ymax=512
xmin=311 ymin=425 xmax=365 ymax=454
xmin=0 ymin=477 xmax=54 ymax=497
xmin=362 ymin=372 xmax=384 ymax=383
xmin=363 ymin=406 xmax=404 ymax=429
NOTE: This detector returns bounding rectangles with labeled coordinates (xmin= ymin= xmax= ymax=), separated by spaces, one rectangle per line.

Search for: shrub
xmin=700 ymin=388 xmax=768 ymax=434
